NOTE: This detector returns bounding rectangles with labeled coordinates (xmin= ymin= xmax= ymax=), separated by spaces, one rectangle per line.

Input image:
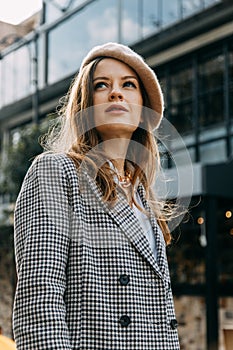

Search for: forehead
xmin=94 ymin=57 xmax=138 ymax=78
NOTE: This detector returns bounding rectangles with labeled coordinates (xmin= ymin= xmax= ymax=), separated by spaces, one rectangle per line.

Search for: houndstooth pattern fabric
xmin=13 ymin=153 xmax=180 ymax=349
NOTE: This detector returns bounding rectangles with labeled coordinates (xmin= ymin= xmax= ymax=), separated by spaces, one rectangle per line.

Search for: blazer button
xmin=119 ymin=315 xmax=131 ymax=327
xmin=170 ymin=319 xmax=178 ymax=330
xmin=119 ymin=274 xmax=130 ymax=286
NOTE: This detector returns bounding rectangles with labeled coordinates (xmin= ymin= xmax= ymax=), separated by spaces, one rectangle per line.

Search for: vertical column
xmin=192 ymin=54 xmax=200 ymax=163
xmin=205 ymin=196 xmax=219 ymax=350
xmin=223 ymin=43 xmax=231 ymax=159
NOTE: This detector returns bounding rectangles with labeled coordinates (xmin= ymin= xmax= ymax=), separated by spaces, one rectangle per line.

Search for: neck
xmin=102 ymin=138 xmax=130 ymax=175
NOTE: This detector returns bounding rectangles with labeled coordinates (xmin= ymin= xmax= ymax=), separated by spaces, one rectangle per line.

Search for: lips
xmin=105 ymin=104 xmax=129 ymax=113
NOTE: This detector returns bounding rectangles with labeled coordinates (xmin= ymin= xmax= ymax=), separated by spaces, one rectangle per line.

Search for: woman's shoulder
xmin=28 ymin=152 xmax=77 ymax=180
xmin=33 ymin=152 xmax=75 ymax=168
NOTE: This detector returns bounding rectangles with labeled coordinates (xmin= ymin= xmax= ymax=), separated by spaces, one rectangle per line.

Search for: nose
xmin=108 ymin=88 xmax=124 ymax=102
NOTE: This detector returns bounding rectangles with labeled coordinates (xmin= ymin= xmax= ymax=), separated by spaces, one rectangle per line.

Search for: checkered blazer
xmin=13 ymin=153 xmax=180 ymax=349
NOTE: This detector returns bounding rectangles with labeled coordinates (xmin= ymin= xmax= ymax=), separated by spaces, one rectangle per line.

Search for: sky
xmin=0 ymin=0 xmax=43 ymax=25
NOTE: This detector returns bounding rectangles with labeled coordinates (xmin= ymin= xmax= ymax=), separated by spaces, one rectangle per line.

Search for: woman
xmin=13 ymin=42 xmax=180 ymax=349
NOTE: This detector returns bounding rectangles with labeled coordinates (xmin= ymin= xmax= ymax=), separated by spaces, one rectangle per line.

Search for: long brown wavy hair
xmin=43 ymin=57 xmax=172 ymax=244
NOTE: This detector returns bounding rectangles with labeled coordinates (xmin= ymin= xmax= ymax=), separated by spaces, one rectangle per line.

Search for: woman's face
xmin=92 ymin=58 xmax=143 ymax=141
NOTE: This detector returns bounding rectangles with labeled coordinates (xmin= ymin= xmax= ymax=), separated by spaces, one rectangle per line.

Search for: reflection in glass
xmin=142 ymin=0 xmax=160 ymax=37
xmin=2 ymin=53 xmax=14 ymax=106
xmin=1 ymin=45 xmax=32 ymax=106
xmin=182 ymin=0 xmax=203 ymax=18
xmin=204 ymin=0 xmax=221 ymax=6
xmin=162 ymin=0 xmax=179 ymax=27
xmin=121 ymin=0 xmax=161 ymax=43
xmin=45 ymin=0 xmax=85 ymax=23
xmin=48 ymin=0 xmax=117 ymax=84
xmin=15 ymin=45 xmax=32 ymax=101
xmin=121 ymin=0 xmax=140 ymax=44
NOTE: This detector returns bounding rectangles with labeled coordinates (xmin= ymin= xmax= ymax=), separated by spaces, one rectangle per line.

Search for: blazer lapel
xmin=79 ymin=171 xmax=166 ymax=280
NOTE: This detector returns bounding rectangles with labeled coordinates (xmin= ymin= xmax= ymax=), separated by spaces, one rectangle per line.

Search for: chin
xmin=96 ymin=123 xmax=138 ymax=139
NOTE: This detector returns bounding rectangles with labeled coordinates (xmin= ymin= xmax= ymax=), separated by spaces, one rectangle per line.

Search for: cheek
xmin=93 ymin=91 xmax=107 ymax=106
xmin=93 ymin=94 xmax=98 ymax=106
xmin=132 ymin=105 xmax=143 ymax=123
xmin=93 ymin=104 xmax=106 ymax=128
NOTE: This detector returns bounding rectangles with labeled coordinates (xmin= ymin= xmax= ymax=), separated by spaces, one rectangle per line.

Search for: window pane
xmin=121 ymin=0 xmax=140 ymax=44
xmin=170 ymin=102 xmax=193 ymax=134
xmin=182 ymin=0 xmax=203 ymax=18
xmin=200 ymin=140 xmax=226 ymax=164
xmin=45 ymin=0 xmax=85 ymax=23
xmin=2 ymin=53 xmax=14 ymax=105
xmin=170 ymin=67 xmax=193 ymax=103
xmin=199 ymin=54 xmax=224 ymax=92
xmin=204 ymin=0 xmax=221 ymax=7
xmin=2 ymin=45 xmax=32 ymax=106
xmin=169 ymin=65 xmax=193 ymax=134
xmin=142 ymin=0 xmax=160 ymax=37
xmin=48 ymin=0 xmax=117 ymax=84
xmin=122 ymin=0 xmax=162 ymax=44
xmin=199 ymin=91 xmax=224 ymax=127
xmin=168 ymin=220 xmax=206 ymax=285
xmin=162 ymin=0 xmax=179 ymax=27
xmin=15 ymin=45 xmax=32 ymax=100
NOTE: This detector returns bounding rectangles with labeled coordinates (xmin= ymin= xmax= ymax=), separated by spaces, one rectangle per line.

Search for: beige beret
xmin=80 ymin=42 xmax=164 ymax=129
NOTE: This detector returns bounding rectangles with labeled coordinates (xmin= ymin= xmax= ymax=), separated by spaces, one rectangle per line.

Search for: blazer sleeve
xmin=13 ymin=154 xmax=72 ymax=349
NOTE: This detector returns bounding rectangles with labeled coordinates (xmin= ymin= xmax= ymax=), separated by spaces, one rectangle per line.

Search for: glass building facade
xmin=0 ymin=0 xmax=221 ymax=108
xmin=157 ymin=40 xmax=233 ymax=166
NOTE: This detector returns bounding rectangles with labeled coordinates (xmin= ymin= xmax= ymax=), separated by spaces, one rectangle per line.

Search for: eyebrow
xmin=93 ymin=75 xmax=138 ymax=82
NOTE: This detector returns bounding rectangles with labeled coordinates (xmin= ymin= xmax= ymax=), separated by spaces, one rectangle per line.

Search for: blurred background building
xmin=0 ymin=0 xmax=233 ymax=349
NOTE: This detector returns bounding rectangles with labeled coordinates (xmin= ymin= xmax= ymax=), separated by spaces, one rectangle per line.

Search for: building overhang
xmin=162 ymin=161 xmax=233 ymax=200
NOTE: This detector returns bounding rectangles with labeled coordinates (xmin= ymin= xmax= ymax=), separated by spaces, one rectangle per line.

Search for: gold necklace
xmin=117 ymin=170 xmax=132 ymax=188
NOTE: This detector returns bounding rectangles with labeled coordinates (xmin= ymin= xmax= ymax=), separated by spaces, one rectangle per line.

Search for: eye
xmin=123 ymin=81 xmax=137 ymax=88
xmin=94 ymin=81 xmax=107 ymax=90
